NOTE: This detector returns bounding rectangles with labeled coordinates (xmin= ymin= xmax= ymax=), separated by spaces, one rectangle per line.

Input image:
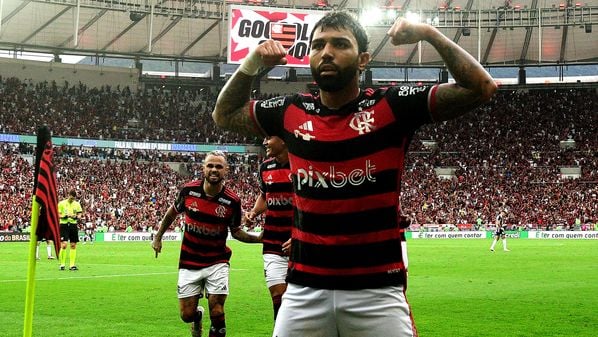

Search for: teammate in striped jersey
xmin=213 ymin=10 xmax=497 ymax=337
xmin=152 ymin=151 xmax=261 ymax=337
xmin=244 ymin=136 xmax=293 ymax=320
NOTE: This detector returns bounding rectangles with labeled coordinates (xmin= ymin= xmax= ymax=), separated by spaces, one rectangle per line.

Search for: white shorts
xmin=263 ymin=253 xmax=289 ymax=288
xmin=177 ymin=263 xmax=229 ymax=299
xmin=273 ymin=284 xmax=417 ymax=337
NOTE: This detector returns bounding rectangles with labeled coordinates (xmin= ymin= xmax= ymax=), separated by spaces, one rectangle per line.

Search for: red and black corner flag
xmin=33 ymin=126 xmax=60 ymax=257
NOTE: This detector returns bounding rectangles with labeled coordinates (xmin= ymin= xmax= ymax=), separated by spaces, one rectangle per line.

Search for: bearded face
xmin=311 ymin=61 xmax=359 ymax=92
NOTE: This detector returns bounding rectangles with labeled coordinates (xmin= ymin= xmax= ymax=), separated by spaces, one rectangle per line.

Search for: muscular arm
xmin=212 ymin=40 xmax=288 ymax=136
xmin=212 ymin=71 xmax=262 ymax=138
xmin=425 ymin=27 xmax=498 ymax=121
xmin=388 ymin=20 xmax=497 ymax=122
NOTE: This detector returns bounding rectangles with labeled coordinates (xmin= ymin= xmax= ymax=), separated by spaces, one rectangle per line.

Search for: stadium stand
xmin=0 ymin=76 xmax=596 ymax=231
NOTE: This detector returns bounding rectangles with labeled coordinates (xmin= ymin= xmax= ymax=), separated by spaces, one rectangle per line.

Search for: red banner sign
xmin=228 ymin=5 xmax=326 ymax=67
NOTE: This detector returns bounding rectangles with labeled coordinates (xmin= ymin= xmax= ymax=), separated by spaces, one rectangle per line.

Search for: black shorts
xmin=60 ymin=223 xmax=79 ymax=243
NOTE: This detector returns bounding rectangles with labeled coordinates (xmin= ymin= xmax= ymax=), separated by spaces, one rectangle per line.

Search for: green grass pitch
xmin=1 ymin=239 xmax=596 ymax=337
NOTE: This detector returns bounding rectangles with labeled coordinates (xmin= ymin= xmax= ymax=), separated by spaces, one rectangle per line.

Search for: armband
xmin=237 ymin=50 xmax=264 ymax=76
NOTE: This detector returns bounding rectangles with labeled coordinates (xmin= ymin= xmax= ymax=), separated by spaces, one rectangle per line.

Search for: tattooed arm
xmin=212 ymin=72 xmax=261 ymax=137
xmin=212 ymin=40 xmax=288 ymax=137
xmin=387 ymin=19 xmax=498 ymax=122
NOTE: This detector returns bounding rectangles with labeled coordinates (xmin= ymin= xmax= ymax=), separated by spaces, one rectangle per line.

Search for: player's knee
xmin=180 ymin=309 xmax=196 ymax=323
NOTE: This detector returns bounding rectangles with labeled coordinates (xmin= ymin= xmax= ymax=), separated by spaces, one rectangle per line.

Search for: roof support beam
xmin=101 ymin=15 xmax=143 ymax=51
xmin=519 ymin=0 xmax=538 ymax=63
xmin=0 ymin=0 xmax=31 ymax=30
xmin=179 ymin=19 xmax=219 ymax=57
xmin=58 ymin=9 xmax=107 ymax=48
xmin=20 ymin=6 xmax=70 ymax=44
xmin=138 ymin=15 xmax=182 ymax=53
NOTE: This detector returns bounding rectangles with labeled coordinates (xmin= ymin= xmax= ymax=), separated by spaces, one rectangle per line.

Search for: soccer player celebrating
xmin=152 ymin=151 xmax=261 ymax=337
xmin=212 ymin=10 xmax=497 ymax=337
xmin=245 ymin=136 xmax=293 ymax=320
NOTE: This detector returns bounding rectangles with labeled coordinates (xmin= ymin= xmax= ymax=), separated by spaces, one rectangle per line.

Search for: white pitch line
xmin=0 ymin=268 xmax=249 ymax=283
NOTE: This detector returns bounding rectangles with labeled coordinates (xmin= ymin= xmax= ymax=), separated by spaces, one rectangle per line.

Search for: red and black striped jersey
xmin=258 ymin=157 xmax=293 ymax=255
xmin=250 ymin=85 xmax=436 ymax=290
xmin=173 ymin=180 xmax=242 ymax=270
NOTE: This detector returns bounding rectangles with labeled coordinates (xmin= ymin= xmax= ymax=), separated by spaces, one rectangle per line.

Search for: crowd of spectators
xmin=0 ymin=76 xmax=260 ymax=145
xmin=0 ymin=142 xmax=261 ymax=233
xmin=0 ymin=76 xmax=596 ymax=231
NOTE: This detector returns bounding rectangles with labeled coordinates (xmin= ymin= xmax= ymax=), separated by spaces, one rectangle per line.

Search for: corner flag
xmin=32 ymin=126 xmax=60 ymax=256
xmin=23 ymin=126 xmax=60 ymax=337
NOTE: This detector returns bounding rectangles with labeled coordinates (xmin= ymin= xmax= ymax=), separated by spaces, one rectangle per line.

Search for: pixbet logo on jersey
xmin=296 ymin=160 xmax=376 ymax=191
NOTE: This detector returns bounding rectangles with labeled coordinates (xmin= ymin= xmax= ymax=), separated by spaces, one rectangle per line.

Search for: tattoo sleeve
xmin=212 ymin=71 xmax=263 ymax=137
xmin=425 ymin=28 xmax=497 ymax=121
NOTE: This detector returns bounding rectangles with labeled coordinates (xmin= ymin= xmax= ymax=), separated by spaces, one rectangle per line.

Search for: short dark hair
xmin=310 ymin=11 xmax=369 ymax=53
xmin=68 ymin=189 xmax=77 ymax=198
xmin=205 ymin=150 xmax=227 ymax=162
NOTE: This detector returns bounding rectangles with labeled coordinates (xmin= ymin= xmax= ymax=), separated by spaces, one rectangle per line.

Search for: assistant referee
xmin=58 ymin=189 xmax=83 ymax=270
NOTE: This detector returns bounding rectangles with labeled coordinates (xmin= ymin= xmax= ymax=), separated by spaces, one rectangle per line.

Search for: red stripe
xmin=182 ymin=240 xmax=226 ymax=254
xmin=293 ymin=227 xmax=402 ymax=245
xmin=264 ymin=224 xmax=292 ymax=232
xmin=34 ymin=143 xmax=60 ymax=257
xmin=283 ymin=99 xmax=396 ymax=142
xmin=294 ymin=191 xmax=398 ymax=214
xmin=291 ymin=261 xmax=404 ymax=276
xmin=223 ymin=188 xmax=240 ymax=201
xmin=266 ymin=209 xmax=293 ymax=217
xmin=271 ymin=32 xmax=295 ymax=38
xmin=249 ymin=100 xmax=268 ymax=137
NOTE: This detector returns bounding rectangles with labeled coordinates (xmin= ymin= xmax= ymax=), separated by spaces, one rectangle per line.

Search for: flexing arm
xmin=212 ymin=40 xmax=288 ymax=136
xmin=387 ymin=19 xmax=497 ymax=121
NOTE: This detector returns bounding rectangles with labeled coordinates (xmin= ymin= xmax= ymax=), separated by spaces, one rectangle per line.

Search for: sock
xmin=46 ymin=245 xmax=52 ymax=258
xmin=209 ymin=313 xmax=226 ymax=337
xmin=60 ymin=249 xmax=66 ymax=266
xmin=490 ymin=240 xmax=497 ymax=250
xmin=69 ymin=249 xmax=77 ymax=267
xmin=502 ymin=239 xmax=508 ymax=250
xmin=272 ymin=294 xmax=282 ymax=320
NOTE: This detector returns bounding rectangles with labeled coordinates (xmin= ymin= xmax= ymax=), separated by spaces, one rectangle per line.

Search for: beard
xmin=311 ymin=62 xmax=358 ymax=92
xmin=205 ymin=174 xmax=223 ymax=185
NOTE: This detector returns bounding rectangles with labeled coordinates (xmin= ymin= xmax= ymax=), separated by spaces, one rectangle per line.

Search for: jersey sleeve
xmin=385 ymin=85 xmax=437 ymax=129
xmin=229 ymin=199 xmax=242 ymax=230
xmin=250 ymin=95 xmax=293 ymax=137
xmin=173 ymin=187 xmax=187 ymax=214
xmin=257 ymin=163 xmax=266 ymax=194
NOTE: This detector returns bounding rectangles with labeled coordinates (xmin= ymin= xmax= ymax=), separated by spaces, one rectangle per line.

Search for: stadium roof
xmin=0 ymin=0 xmax=597 ymax=68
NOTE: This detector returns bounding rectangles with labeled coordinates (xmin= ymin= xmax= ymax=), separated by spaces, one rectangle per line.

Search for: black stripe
xmin=287 ymin=269 xmax=405 ymax=290
xmin=296 ymin=206 xmax=397 ymax=235
xmin=291 ymin=239 xmax=402 ymax=269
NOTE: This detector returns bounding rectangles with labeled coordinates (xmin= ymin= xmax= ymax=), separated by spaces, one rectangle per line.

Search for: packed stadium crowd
xmin=0 ymin=77 xmax=596 ymax=231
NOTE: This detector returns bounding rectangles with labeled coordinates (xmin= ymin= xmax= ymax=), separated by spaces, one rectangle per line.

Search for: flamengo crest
xmin=350 ymin=110 xmax=375 ymax=135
